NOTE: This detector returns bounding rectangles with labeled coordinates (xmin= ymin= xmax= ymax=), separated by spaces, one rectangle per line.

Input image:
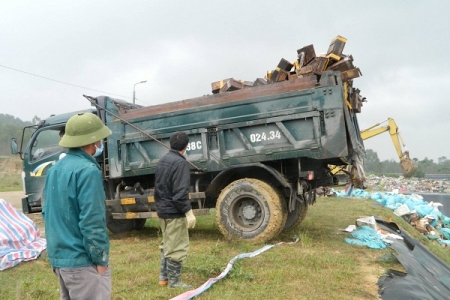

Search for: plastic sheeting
xmin=335 ymin=188 xmax=450 ymax=298
xmin=171 ymin=237 xmax=299 ymax=300
xmin=345 ymin=226 xmax=388 ymax=249
xmin=376 ymin=221 xmax=450 ymax=300
xmin=335 ymin=188 xmax=450 ymax=241
xmin=0 ymin=199 xmax=46 ymax=271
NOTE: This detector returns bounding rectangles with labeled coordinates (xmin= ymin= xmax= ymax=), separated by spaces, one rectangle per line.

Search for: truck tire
xmin=283 ymin=201 xmax=308 ymax=231
xmin=134 ymin=218 xmax=147 ymax=230
xmin=106 ymin=210 xmax=146 ymax=233
xmin=106 ymin=218 xmax=136 ymax=234
xmin=215 ymin=178 xmax=287 ymax=243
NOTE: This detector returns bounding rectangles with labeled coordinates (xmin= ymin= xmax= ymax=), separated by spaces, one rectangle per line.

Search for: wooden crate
xmin=341 ymin=68 xmax=362 ymax=81
xmin=277 ymin=58 xmax=294 ymax=71
xmin=328 ymin=55 xmax=354 ymax=72
xmin=326 ymin=35 xmax=347 ymax=61
xmin=212 ymin=78 xmax=253 ymax=93
xmin=296 ymin=44 xmax=316 ymax=66
xmin=296 ymin=65 xmax=314 ymax=76
xmin=269 ymin=68 xmax=289 ymax=82
xmin=253 ymin=78 xmax=268 ymax=86
xmin=219 ymin=78 xmax=244 ymax=93
xmin=211 ymin=78 xmax=232 ymax=94
xmin=312 ymin=57 xmax=329 ymax=75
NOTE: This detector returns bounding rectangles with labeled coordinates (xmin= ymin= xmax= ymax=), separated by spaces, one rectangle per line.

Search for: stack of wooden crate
xmin=211 ymin=35 xmax=362 ymax=95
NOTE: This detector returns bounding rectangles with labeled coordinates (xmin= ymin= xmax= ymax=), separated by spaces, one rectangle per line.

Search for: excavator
xmin=360 ymin=118 xmax=417 ymax=177
xmin=331 ymin=118 xmax=418 ymax=188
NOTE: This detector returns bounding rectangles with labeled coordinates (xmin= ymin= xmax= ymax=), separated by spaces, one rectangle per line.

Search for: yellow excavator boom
xmin=330 ymin=117 xmax=417 ymax=186
xmin=359 ymin=118 xmax=417 ymax=177
xmin=360 ymin=118 xmax=407 ymax=160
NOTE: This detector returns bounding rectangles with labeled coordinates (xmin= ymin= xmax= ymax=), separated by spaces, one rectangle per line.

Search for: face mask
xmin=93 ymin=141 xmax=104 ymax=157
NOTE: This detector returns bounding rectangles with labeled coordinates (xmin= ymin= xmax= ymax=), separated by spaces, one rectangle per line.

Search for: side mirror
xmin=11 ymin=138 xmax=18 ymax=155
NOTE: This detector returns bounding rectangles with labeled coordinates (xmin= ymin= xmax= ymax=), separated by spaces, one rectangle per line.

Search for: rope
xmin=84 ymin=95 xmax=202 ymax=171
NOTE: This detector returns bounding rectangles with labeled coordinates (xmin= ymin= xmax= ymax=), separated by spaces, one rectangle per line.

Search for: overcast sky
xmin=1 ymin=1 xmax=448 ymax=163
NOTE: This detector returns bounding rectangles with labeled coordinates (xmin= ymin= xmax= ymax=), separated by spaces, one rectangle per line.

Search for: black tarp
xmin=377 ymin=219 xmax=450 ymax=300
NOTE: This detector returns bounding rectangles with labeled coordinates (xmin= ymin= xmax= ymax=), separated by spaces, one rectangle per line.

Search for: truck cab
xmin=11 ymin=109 xmax=95 ymax=213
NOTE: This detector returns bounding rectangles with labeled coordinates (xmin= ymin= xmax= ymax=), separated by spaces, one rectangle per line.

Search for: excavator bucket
xmin=400 ymin=157 xmax=417 ymax=178
xmin=400 ymin=151 xmax=417 ymax=178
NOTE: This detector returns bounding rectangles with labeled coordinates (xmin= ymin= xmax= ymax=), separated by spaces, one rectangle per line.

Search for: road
xmin=0 ymin=191 xmax=45 ymax=236
xmin=0 ymin=191 xmax=24 ymax=210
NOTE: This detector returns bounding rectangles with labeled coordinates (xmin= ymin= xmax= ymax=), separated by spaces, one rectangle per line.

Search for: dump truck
xmin=11 ymin=38 xmax=367 ymax=242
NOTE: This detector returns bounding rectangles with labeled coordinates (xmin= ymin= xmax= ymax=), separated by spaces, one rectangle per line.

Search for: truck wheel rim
xmin=229 ymin=196 xmax=264 ymax=231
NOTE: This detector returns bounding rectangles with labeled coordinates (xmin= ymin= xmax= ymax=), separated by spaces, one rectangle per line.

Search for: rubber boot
xmin=158 ymin=250 xmax=168 ymax=286
xmin=167 ymin=259 xmax=192 ymax=289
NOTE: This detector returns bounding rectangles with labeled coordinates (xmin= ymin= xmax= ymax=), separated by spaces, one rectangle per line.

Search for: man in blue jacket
xmin=155 ymin=131 xmax=196 ymax=288
xmin=42 ymin=112 xmax=112 ymax=300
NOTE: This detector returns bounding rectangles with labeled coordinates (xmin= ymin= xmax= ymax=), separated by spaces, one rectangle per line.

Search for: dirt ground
xmin=0 ymin=191 xmax=45 ymax=236
xmin=0 ymin=191 xmax=24 ymax=210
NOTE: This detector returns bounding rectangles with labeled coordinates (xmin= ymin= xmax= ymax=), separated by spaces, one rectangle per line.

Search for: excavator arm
xmin=360 ymin=118 xmax=417 ymax=177
xmin=330 ymin=117 xmax=417 ymax=187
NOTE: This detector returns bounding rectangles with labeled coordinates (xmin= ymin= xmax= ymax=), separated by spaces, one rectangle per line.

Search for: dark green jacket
xmin=42 ymin=148 xmax=109 ymax=268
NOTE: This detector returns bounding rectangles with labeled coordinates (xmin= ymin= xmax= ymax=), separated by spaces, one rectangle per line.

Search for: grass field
xmin=0 ymin=156 xmax=22 ymax=192
xmin=0 ymin=173 xmax=22 ymax=192
xmin=1 ymin=195 xmax=448 ymax=300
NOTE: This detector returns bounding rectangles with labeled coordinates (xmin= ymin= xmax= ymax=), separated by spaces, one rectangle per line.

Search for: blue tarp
xmin=336 ymin=188 xmax=450 ymax=245
xmin=336 ymin=189 xmax=445 ymax=221
xmin=0 ymin=199 xmax=46 ymax=271
xmin=345 ymin=225 xmax=388 ymax=249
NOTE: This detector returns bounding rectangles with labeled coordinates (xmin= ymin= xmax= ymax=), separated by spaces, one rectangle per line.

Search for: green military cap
xmin=59 ymin=112 xmax=112 ymax=148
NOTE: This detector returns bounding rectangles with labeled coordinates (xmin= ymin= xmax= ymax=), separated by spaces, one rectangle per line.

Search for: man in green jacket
xmin=42 ymin=112 xmax=112 ymax=300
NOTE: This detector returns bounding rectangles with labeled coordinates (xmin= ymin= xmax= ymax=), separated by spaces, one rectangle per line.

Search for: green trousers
xmin=159 ymin=218 xmax=189 ymax=262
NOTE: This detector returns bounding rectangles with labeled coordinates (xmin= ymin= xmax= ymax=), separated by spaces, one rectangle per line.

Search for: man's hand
xmin=96 ymin=265 xmax=108 ymax=275
xmin=185 ymin=209 xmax=196 ymax=228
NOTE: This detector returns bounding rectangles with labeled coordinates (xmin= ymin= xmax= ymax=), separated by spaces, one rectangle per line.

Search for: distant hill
xmin=0 ymin=114 xmax=34 ymax=156
xmin=0 ymin=156 xmax=22 ymax=175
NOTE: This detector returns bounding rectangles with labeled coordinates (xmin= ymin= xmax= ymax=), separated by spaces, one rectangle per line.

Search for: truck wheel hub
xmin=242 ymin=205 xmax=257 ymax=219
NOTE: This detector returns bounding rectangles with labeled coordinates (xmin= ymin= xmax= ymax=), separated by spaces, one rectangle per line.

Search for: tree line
xmin=363 ymin=149 xmax=450 ymax=178
xmin=0 ymin=114 xmax=34 ymax=156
